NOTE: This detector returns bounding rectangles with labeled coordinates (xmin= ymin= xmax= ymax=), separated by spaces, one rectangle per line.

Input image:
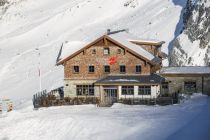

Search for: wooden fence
xmin=33 ymin=90 xmax=47 ymax=108
xmin=32 ymin=88 xmax=100 ymax=108
xmin=33 ymin=88 xmax=180 ymax=108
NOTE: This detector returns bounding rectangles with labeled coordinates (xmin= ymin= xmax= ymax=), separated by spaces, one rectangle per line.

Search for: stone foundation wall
xmin=164 ymin=77 xmax=210 ymax=94
xmin=64 ymin=79 xmax=100 ymax=97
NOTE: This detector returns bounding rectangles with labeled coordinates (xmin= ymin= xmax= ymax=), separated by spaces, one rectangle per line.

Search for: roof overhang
xmin=130 ymin=40 xmax=165 ymax=47
xmin=57 ymin=34 xmax=163 ymax=66
xmin=160 ymin=67 xmax=210 ymax=77
xmin=94 ymin=74 xmax=165 ymax=86
xmin=160 ymin=74 xmax=210 ymax=77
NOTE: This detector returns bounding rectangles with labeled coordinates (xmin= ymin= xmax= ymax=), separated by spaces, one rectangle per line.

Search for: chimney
xmin=107 ymin=29 xmax=111 ymax=35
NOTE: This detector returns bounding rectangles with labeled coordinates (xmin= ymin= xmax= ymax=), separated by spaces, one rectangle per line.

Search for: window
xmin=138 ymin=86 xmax=151 ymax=95
xmin=122 ymin=86 xmax=134 ymax=95
xmin=184 ymin=81 xmax=196 ymax=92
xmin=76 ymin=85 xmax=94 ymax=96
xmin=104 ymin=65 xmax=110 ymax=73
xmin=73 ymin=66 xmax=79 ymax=73
xmin=117 ymin=49 xmax=121 ymax=54
xmin=89 ymin=66 xmax=95 ymax=73
xmin=162 ymin=82 xmax=169 ymax=89
xmin=104 ymin=48 xmax=110 ymax=55
xmin=136 ymin=65 xmax=142 ymax=73
xmin=92 ymin=49 xmax=96 ymax=54
xmin=120 ymin=65 xmax=126 ymax=73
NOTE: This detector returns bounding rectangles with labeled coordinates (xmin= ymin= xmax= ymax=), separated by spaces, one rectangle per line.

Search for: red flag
xmin=109 ymin=56 xmax=117 ymax=65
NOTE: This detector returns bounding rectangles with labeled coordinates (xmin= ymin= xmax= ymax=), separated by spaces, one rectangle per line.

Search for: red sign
xmin=109 ymin=56 xmax=117 ymax=65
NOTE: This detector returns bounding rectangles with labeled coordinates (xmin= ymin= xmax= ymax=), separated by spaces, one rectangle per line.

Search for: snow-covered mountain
xmin=170 ymin=0 xmax=210 ymax=66
xmin=0 ymin=0 xmax=186 ymax=100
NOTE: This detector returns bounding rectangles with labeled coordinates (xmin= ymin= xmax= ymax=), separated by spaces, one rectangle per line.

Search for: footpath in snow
xmin=0 ymin=94 xmax=210 ymax=140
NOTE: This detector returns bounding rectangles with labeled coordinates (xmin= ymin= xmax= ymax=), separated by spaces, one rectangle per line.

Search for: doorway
xmin=103 ymin=86 xmax=118 ymax=105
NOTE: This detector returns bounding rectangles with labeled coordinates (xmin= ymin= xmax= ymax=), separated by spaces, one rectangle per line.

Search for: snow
xmin=58 ymin=41 xmax=87 ymax=63
xmin=0 ymin=0 xmax=184 ymax=100
xmin=108 ymin=32 xmax=160 ymax=63
xmin=174 ymin=34 xmax=208 ymax=66
xmin=161 ymin=66 xmax=210 ymax=74
xmin=1 ymin=1 xmax=209 ymax=139
xmin=129 ymin=39 xmax=163 ymax=44
xmin=1 ymin=94 xmax=210 ymax=140
xmin=109 ymin=79 xmax=139 ymax=82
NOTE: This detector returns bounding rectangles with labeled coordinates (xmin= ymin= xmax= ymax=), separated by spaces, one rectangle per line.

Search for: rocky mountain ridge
xmin=170 ymin=0 xmax=210 ymax=66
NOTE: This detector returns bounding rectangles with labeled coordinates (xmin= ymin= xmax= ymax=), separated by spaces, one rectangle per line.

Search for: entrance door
xmin=103 ymin=86 xmax=118 ymax=105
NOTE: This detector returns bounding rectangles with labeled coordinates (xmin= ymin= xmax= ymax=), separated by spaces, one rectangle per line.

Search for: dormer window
xmin=104 ymin=48 xmax=110 ymax=55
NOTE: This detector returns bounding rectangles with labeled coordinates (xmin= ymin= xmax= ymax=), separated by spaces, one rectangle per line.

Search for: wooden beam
xmin=104 ymin=37 xmax=108 ymax=46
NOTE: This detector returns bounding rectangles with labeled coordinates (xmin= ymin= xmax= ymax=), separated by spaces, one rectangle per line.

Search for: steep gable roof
xmin=57 ymin=32 xmax=163 ymax=65
xmin=107 ymin=33 xmax=162 ymax=64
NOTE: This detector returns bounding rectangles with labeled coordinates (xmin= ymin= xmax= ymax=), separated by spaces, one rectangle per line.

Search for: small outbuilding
xmin=160 ymin=67 xmax=210 ymax=95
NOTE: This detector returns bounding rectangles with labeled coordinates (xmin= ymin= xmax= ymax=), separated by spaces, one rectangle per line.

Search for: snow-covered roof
xmin=160 ymin=67 xmax=210 ymax=74
xmin=58 ymin=41 xmax=88 ymax=63
xmin=129 ymin=39 xmax=164 ymax=45
xmin=95 ymin=74 xmax=165 ymax=85
xmin=58 ymin=32 xmax=163 ymax=65
xmin=108 ymin=32 xmax=162 ymax=64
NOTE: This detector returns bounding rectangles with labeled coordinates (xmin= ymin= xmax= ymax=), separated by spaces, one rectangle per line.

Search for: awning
xmin=94 ymin=74 xmax=165 ymax=85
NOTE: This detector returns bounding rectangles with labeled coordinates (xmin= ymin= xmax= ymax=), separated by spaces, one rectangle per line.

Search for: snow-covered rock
xmin=170 ymin=0 xmax=210 ymax=66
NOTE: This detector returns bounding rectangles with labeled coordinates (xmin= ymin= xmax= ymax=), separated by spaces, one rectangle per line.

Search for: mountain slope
xmin=170 ymin=0 xmax=210 ymax=66
xmin=0 ymin=0 xmax=185 ymax=100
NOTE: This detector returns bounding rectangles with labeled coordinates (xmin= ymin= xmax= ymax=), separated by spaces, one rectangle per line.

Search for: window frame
xmin=136 ymin=65 xmax=142 ymax=73
xmin=73 ymin=65 xmax=79 ymax=73
xmin=104 ymin=65 xmax=110 ymax=73
xmin=120 ymin=65 xmax=126 ymax=73
xmin=184 ymin=81 xmax=196 ymax=92
xmin=92 ymin=49 xmax=96 ymax=54
xmin=138 ymin=86 xmax=151 ymax=95
xmin=122 ymin=86 xmax=134 ymax=95
xmin=76 ymin=85 xmax=95 ymax=96
xmin=117 ymin=49 xmax=122 ymax=54
xmin=103 ymin=48 xmax=110 ymax=55
xmin=88 ymin=65 xmax=95 ymax=73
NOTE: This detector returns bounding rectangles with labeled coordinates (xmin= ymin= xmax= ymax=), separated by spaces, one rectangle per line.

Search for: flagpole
xmin=36 ymin=47 xmax=42 ymax=92
xmin=38 ymin=51 xmax=42 ymax=92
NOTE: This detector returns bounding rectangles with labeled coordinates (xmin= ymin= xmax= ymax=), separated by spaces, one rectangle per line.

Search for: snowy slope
xmin=0 ymin=94 xmax=210 ymax=140
xmin=0 ymin=0 xmax=185 ymax=100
